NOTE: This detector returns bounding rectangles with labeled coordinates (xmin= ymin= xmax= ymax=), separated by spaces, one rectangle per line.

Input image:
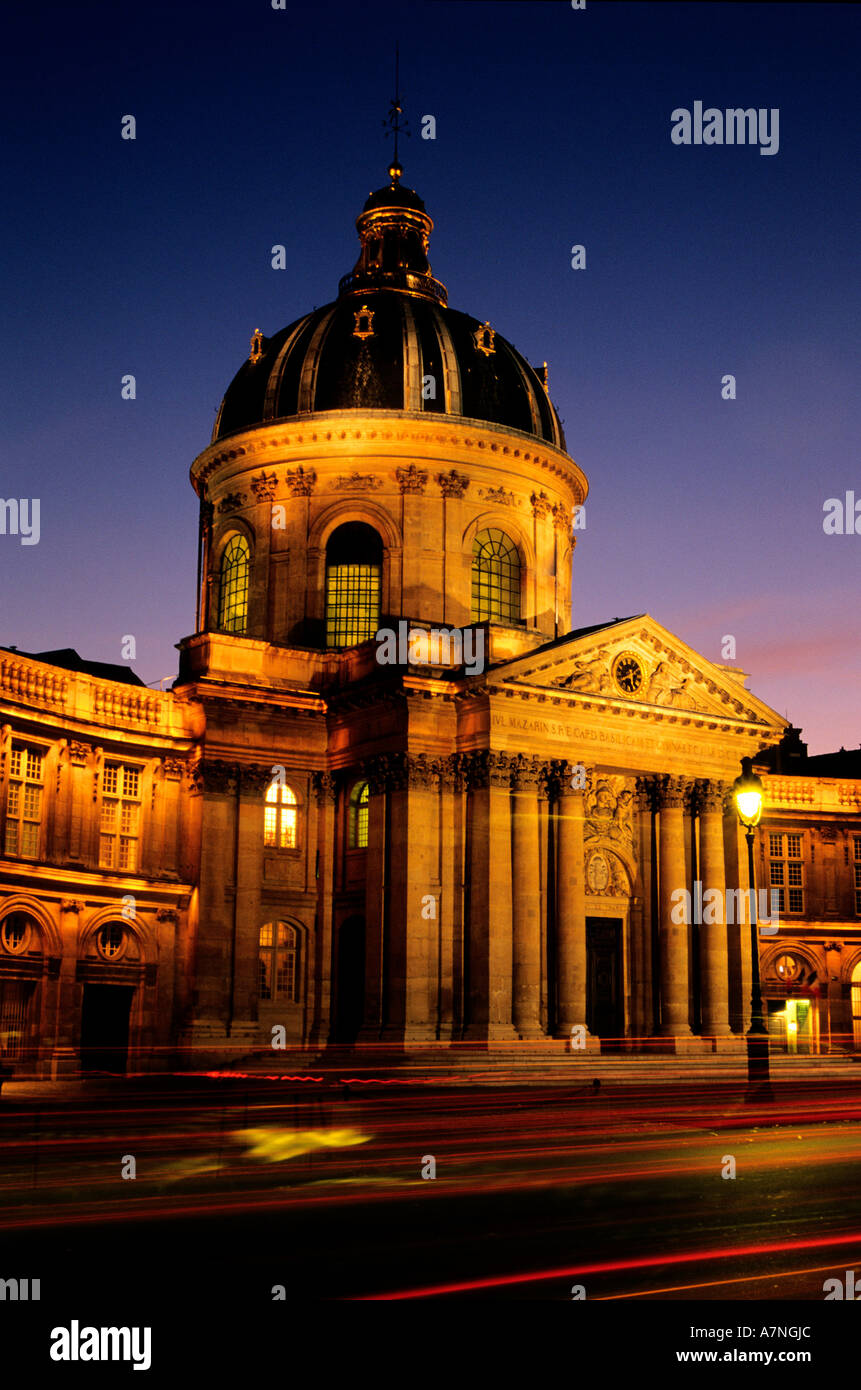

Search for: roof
xmin=212 ymin=173 xmax=567 ymax=450
xmin=0 ymin=646 xmax=146 ymax=687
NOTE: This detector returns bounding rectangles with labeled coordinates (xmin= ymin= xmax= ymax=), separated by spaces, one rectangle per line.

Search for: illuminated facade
xmin=2 ymin=163 xmax=860 ymax=1072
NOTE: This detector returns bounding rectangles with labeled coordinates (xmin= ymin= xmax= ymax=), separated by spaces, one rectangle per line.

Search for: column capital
xmin=191 ymin=759 xmax=237 ymax=795
xmin=634 ymin=774 xmax=658 ymax=812
xmin=509 ymin=754 xmax=545 ymax=793
xmin=460 ymin=750 xmax=514 ymax=790
xmin=360 ymin=752 xmax=446 ymax=794
xmin=310 ymin=770 xmax=338 ymax=804
xmin=696 ymin=778 xmax=732 ymax=814
xmin=549 ymin=759 xmax=593 ymax=800
xmin=238 ymin=764 xmax=274 ymax=794
xmin=655 ymin=773 xmax=693 ymax=810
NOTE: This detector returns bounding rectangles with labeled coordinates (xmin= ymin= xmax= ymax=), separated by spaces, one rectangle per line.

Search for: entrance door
xmin=852 ymin=962 xmax=861 ymax=1052
xmin=586 ymin=918 xmax=623 ymax=1047
xmin=80 ymin=985 xmax=133 ymax=1073
xmin=333 ymin=916 xmax=365 ymax=1044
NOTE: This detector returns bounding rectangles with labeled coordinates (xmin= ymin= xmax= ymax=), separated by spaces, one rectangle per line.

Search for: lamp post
xmin=732 ymin=756 xmax=773 ymax=1102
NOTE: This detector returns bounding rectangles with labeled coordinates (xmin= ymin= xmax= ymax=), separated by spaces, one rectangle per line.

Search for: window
xmin=218 ymin=533 xmax=251 ymax=634
xmin=471 ymin=529 xmax=521 ymax=623
xmin=0 ymin=980 xmax=35 ymax=1059
xmin=348 ymin=781 xmax=369 ymax=849
xmin=96 ymin=923 xmax=126 ymax=960
xmin=855 ymin=838 xmax=861 ymax=916
xmin=4 ymin=744 xmax=44 ymax=857
xmin=325 ymin=522 xmax=382 ymax=647
xmin=1 ymin=913 xmax=34 ymax=955
xmin=100 ymin=763 xmax=141 ymax=871
xmin=769 ymin=832 xmax=804 ymax=914
xmin=264 ymin=783 xmax=298 ymax=849
xmin=775 ymin=953 xmax=802 ymax=983
xmin=258 ymin=922 xmax=299 ymax=1002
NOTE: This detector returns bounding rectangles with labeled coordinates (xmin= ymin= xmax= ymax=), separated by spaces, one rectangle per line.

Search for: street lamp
xmin=732 ymin=756 xmax=773 ymax=1102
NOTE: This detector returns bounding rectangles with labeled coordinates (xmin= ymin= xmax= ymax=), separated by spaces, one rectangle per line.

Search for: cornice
xmin=467 ymin=681 xmax=775 ymax=739
xmin=190 ymin=410 xmax=587 ymax=503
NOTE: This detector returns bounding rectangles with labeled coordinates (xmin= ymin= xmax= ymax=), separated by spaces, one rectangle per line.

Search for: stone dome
xmin=213 ymin=171 xmax=565 ymax=450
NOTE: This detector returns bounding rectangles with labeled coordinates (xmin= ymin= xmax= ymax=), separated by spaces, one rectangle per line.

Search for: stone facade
xmin=2 ymin=169 xmax=859 ymax=1071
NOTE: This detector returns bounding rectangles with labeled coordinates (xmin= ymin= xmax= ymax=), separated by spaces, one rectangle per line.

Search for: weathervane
xmin=382 ymin=43 xmax=409 ymax=183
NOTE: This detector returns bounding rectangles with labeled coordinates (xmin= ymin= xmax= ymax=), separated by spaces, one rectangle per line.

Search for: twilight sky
xmin=1 ymin=1 xmax=858 ymax=753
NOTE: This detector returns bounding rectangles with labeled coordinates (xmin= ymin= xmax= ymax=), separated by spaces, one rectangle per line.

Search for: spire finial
xmin=382 ymin=43 xmax=409 ymax=185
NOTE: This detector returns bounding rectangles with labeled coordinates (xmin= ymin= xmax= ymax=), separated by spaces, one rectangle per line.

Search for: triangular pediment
xmin=487 ymin=615 xmax=787 ymax=731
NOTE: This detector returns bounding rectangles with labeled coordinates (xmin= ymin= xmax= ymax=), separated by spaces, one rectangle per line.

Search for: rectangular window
xmin=770 ymin=832 xmax=804 ymax=913
xmin=855 ymin=863 xmax=861 ymax=916
xmin=4 ymin=743 xmax=44 ymax=857
xmin=99 ymin=763 xmax=142 ymax=871
xmin=854 ymin=837 xmax=861 ymax=861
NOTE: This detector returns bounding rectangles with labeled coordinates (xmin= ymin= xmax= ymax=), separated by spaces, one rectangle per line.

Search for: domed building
xmin=2 ymin=160 xmax=861 ymax=1073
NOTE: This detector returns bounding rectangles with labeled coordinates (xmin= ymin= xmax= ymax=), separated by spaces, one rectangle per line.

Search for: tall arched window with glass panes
xmin=218 ymin=534 xmax=250 ymax=634
xmin=471 ymin=528 xmax=521 ymax=623
xmin=325 ymin=523 xmax=382 ymax=647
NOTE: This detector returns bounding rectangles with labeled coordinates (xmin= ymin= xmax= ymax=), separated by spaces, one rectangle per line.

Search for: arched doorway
xmin=333 ymin=915 xmax=365 ymax=1043
xmin=79 ymin=921 xmax=138 ymax=1074
xmin=0 ymin=912 xmax=42 ymax=1061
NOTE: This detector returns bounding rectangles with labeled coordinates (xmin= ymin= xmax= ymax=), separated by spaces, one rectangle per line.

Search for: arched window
xmin=348 ymin=781 xmax=369 ymax=849
xmin=258 ymin=922 xmax=299 ymax=1003
xmin=264 ymin=783 xmax=298 ymax=849
xmin=471 ymin=528 xmax=521 ymax=623
xmin=325 ymin=522 xmax=382 ymax=647
xmin=218 ymin=534 xmax=251 ymax=634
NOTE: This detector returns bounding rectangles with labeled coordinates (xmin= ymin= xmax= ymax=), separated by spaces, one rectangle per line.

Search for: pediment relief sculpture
xmin=554 ymin=649 xmax=711 ymax=712
xmin=555 ymin=655 xmax=614 ymax=694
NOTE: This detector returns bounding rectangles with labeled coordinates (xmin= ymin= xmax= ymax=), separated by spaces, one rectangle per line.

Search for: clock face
xmin=613 ymin=653 xmax=643 ymax=695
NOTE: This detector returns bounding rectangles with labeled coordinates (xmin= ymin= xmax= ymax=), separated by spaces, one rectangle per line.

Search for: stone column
xmin=67 ymin=741 xmax=93 ymax=865
xmin=308 ymin=772 xmax=336 ymax=1047
xmin=698 ymin=780 xmax=734 ymax=1045
xmin=657 ymin=775 xmax=694 ymax=1044
xmin=463 ymin=752 xmax=517 ymax=1041
xmin=55 ymin=898 xmax=85 ymax=1076
xmin=379 ymin=753 xmax=441 ymax=1045
xmin=632 ymin=778 xmax=656 ymax=1040
xmin=511 ymin=756 xmax=543 ymax=1038
xmin=160 ymin=759 xmax=185 ymax=876
xmin=182 ymin=760 xmax=236 ymax=1053
xmin=361 ymin=763 xmax=388 ymax=1040
xmin=437 ymin=757 xmax=460 ymax=1040
xmin=230 ymin=766 xmax=268 ymax=1044
xmin=554 ymin=770 xmax=593 ymax=1044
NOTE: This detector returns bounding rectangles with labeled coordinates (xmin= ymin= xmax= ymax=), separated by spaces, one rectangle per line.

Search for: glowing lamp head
xmin=733 ymin=756 xmax=764 ymax=828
